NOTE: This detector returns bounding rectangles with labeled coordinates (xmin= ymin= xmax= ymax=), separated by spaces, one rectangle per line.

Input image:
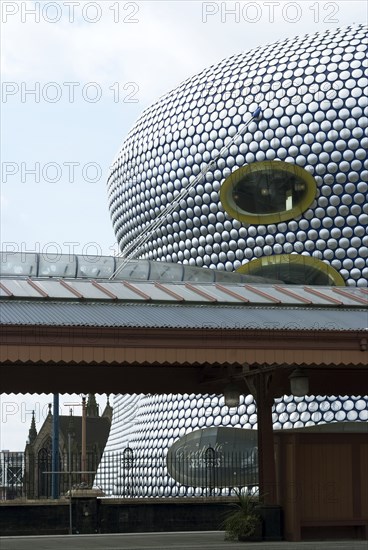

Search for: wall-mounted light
xmin=260 ymin=185 xmax=271 ymax=197
xmin=224 ymin=383 xmax=241 ymax=408
xmin=294 ymin=182 xmax=306 ymax=192
xmin=289 ymin=367 xmax=309 ymax=397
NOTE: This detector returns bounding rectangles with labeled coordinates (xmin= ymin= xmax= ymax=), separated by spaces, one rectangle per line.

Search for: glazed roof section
xmin=0 ymin=277 xmax=368 ymax=307
xmin=0 ymin=252 xmax=277 ymax=284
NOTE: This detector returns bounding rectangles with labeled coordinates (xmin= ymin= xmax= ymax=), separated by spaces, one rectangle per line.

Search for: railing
xmin=1 ymin=451 xmax=100 ymax=500
xmin=97 ymin=448 xmax=258 ymax=498
xmin=0 ymin=452 xmax=24 ymax=500
xmin=0 ymin=450 xmax=258 ymax=500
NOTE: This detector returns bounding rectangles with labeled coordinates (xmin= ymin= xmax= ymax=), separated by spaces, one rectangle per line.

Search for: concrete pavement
xmin=0 ymin=532 xmax=367 ymax=550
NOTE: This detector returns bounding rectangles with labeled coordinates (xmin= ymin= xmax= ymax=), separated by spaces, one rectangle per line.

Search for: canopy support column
xmin=255 ymin=372 xmax=277 ymax=504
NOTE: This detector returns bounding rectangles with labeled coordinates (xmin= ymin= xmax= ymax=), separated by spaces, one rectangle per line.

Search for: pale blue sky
xmin=0 ymin=0 xmax=366 ymax=448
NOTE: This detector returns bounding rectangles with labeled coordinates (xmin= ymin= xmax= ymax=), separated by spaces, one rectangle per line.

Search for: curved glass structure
xmin=99 ymin=24 xmax=368 ymax=497
xmin=166 ymin=427 xmax=258 ymax=488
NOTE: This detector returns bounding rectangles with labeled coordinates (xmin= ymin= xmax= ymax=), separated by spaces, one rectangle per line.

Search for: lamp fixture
xmin=289 ymin=367 xmax=309 ymax=397
xmin=224 ymin=383 xmax=241 ymax=408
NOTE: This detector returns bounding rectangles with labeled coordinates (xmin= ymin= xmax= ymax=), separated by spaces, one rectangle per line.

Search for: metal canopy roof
xmin=1 ymin=275 xmax=367 ymax=333
xmin=0 ymin=300 xmax=367 ymax=332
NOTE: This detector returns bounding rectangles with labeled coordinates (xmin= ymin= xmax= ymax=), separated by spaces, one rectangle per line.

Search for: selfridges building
xmin=99 ymin=24 xmax=368 ymax=496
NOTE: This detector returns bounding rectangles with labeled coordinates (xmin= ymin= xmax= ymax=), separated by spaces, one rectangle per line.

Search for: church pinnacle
xmin=28 ymin=411 xmax=37 ymax=444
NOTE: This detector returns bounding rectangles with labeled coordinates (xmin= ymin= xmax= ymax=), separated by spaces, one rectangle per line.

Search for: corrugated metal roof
xmin=0 ymin=301 xmax=366 ymax=331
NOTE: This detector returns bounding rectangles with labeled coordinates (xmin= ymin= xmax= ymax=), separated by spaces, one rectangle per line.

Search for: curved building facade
xmin=100 ymin=24 xmax=368 ymax=496
xmin=108 ymin=23 xmax=367 ymax=286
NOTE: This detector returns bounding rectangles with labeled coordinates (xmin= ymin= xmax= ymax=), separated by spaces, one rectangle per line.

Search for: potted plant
xmin=222 ymin=490 xmax=262 ymax=542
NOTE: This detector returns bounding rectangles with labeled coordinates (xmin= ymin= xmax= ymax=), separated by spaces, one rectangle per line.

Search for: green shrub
xmin=222 ymin=491 xmax=261 ymax=541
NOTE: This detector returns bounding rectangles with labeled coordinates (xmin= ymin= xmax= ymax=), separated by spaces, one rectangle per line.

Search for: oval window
xmin=220 ymin=161 xmax=317 ymax=225
xmin=237 ymin=254 xmax=345 ymax=286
